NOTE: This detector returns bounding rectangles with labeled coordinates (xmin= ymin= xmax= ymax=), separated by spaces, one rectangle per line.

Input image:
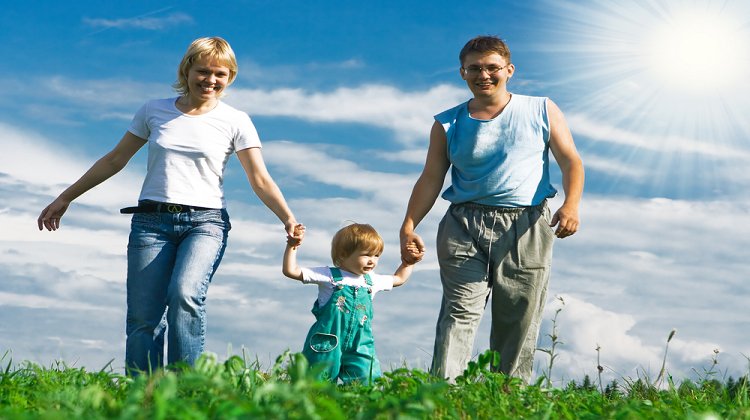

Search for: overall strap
xmin=329 ymin=267 xmax=344 ymax=283
xmin=330 ymin=267 xmax=373 ymax=288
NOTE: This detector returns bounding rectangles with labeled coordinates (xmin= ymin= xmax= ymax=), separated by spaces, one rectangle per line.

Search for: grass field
xmin=2 ymin=348 xmax=749 ymax=419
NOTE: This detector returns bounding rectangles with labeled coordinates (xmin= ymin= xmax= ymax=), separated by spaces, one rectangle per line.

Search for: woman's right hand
xmin=37 ymin=197 xmax=70 ymax=231
xmin=287 ymin=223 xmax=305 ymax=249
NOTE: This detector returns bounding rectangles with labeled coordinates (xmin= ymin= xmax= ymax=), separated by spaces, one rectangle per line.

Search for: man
xmin=400 ymin=35 xmax=584 ymax=382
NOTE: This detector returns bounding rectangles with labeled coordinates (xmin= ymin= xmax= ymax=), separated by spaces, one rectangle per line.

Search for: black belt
xmin=120 ymin=202 xmax=215 ymax=214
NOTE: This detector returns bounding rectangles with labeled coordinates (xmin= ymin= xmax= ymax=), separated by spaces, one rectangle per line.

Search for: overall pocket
xmin=309 ymin=333 xmax=339 ymax=353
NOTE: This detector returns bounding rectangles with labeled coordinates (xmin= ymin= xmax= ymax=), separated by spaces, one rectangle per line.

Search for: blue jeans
xmin=125 ymin=209 xmax=230 ymax=373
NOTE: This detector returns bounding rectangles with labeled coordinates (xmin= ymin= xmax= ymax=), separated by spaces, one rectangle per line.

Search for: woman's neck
xmin=175 ymin=95 xmax=219 ymax=115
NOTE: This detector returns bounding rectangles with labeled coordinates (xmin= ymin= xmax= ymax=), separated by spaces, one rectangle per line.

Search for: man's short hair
xmin=459 ymin=35 xmax=511 ymax=65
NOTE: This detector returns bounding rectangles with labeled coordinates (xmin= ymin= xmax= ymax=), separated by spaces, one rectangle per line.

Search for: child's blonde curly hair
xmin=331 ymin=223 xmax=384 ymax=267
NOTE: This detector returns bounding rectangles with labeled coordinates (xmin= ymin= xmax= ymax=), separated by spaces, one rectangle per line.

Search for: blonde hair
xmin=331 ymin=223 xmax=384 ymax=267
xmin=173 ymin=37 xmax=238 ymax=97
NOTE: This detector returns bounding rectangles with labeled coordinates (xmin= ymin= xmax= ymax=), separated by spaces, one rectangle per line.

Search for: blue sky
xmin=2 ymin=0 xmax=749 ymax=385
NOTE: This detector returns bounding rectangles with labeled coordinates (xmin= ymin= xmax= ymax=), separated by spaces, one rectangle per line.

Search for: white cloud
xmin=82 ymin=12 xmax=193 ymax=30
xmin=0 ymin=122 xmax=144 ymax=207
xmin=235 ymin=58 xmax=367 ymax=87
xmin=261 ymin=141 xmax=420 ymax=206
xmin=539 ymin=294 xmax=660 ymax=380
xmin=41 ymin=76 xmax=168 ymax=110
xmin=0 ymin=291 xmax=109 ymax=311
xmin=537 ymin=294 xmax=725 ymax=386
xmin=373 ymin=149 xmax=428 ymax=165
xmin=536 ymin=194 xmax=750 ymax=383
xmin=568 ymin=112 xmax=750 ymax=160
xmin=225 ymin=84 xmax=467 ymax=144
xmin=578 ymin=154 xmax=647 ymax=180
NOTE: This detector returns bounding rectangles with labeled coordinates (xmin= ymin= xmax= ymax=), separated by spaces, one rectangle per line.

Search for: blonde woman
xmin=38 ymin=37 xmax=302 ymax=374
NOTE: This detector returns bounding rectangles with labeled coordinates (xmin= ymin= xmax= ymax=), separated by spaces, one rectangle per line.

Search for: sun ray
xmin=538 ymin=0 xmax=750 ymax=198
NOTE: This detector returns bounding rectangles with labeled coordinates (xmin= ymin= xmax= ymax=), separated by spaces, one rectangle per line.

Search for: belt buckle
xmin=167 ymin=204 xmax=183 ymax=213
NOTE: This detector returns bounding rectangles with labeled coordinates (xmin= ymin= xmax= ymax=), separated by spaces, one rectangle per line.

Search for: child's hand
xmin=287 ymin=223 xmax=306 ymax=249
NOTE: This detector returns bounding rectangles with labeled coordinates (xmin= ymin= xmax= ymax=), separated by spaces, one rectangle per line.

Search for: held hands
xmin=404 ymin=242 xmax=422 ymax=266
xmin=400 ymin=231 xmax=426 ymax=265
xmin=549 ymin=204 xmax=580 ymax=238
xmin=282 ymin=223 xmax=305 ymax=281
xmin=286 ymin=223 xmax=305 ymax=249
xmin=37 ymin=197 xmax=71 ymax=231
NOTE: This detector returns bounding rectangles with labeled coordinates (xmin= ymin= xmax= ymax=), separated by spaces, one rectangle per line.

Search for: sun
xmin=644 ymin=8 xmax=749 ymax=94
xmin=540 ymin=0 xmax=750 ymax=196
xmin=543 ymin=0 xmax=750 ymax=133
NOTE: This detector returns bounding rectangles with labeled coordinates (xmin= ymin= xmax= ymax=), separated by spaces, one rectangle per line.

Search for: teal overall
xmin=301 ymin=267 xmax=382 ymax=384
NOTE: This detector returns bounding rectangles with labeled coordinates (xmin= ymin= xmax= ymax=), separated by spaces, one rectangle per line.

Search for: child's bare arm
xmin=282 ymin=244 xmax=304 ymax=281
xmin=392 ymin=240 xmax=420 ymax=286
xmin=392 ymin=262 xmax=413 ymax=287
xmin=282 ymin=224 xmax=305 ymax=281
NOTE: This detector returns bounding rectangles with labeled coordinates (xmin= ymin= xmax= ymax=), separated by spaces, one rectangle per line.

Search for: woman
xmin=37 ymin=37 xmax=302 ymax=374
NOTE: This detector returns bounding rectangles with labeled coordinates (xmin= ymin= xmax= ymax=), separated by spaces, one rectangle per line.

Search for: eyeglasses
xmin=461 ymin=64 xmax=510 ymax=76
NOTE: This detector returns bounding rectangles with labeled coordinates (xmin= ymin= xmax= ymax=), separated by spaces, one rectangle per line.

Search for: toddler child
xmin=282 ymin=223 xmax=419 ymax=384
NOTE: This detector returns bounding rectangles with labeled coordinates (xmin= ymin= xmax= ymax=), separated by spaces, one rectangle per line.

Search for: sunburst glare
xmin=541 ymin=0 xmax=750 ymax=198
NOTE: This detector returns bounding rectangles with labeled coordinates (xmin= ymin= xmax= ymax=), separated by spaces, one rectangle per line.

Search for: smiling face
xmin=338 ymin=247 xmax=381 ymax=276
xmin=460 ymin=52 xmax=515 ymax=98
xmin=184 ymin=59 xmax=231 ymax=105
xmin=173 ymin=37 xmax=238 ymax=101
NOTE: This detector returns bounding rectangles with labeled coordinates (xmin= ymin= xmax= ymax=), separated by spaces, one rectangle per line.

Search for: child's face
xmin=339 ymin=247 xmax=380 ymax=276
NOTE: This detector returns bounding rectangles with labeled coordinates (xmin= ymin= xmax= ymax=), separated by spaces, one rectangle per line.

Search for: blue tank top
xmin=436 ymin=94 xmax=557 ymax=207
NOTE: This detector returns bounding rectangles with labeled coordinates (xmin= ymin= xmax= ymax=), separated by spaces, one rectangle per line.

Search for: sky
xmin=1 ymin=0 xmax=749 ymax=386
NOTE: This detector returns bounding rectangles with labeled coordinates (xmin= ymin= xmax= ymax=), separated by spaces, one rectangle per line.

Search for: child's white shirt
xmin=300 ymin=267 xmax=395 ymax=306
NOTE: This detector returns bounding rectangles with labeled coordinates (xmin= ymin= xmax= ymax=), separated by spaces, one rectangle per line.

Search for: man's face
xmin=460 ymin=52 xmax=514 ymax=97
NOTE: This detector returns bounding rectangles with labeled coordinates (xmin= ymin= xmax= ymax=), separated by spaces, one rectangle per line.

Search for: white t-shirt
xmin=128 ymin=97 xmax=262 ymax=209
xmin=301 ymin=266 xmax=395 ymax=306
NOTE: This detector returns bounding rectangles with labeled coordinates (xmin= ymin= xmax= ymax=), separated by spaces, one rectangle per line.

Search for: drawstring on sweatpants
xmin=484 ymin=210 xmax=499 ymax=282
xmin=457 ymin=200 xmax=546 ymax=283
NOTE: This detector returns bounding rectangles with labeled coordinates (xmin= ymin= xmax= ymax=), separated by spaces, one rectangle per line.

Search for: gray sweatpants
xmin=431 ymin=201 xmax=555 ymax=383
